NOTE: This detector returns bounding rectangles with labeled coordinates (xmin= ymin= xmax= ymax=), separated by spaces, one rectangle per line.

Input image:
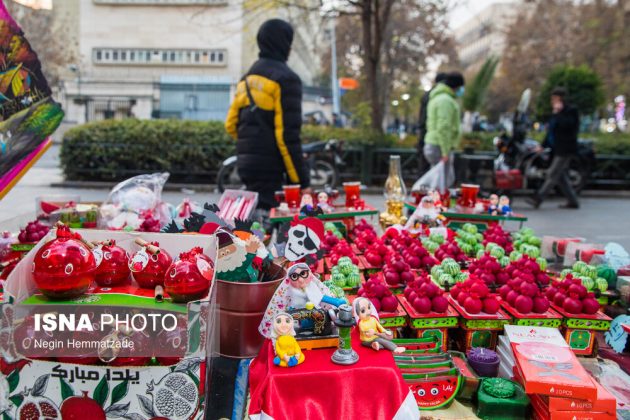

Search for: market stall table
xmin=269 ymin=205 xmax=379 ymax=231
xmin=249 ymin=329 xmax=418 ymax=420
xmin=404 ymin=202 xmax=527 ymax=232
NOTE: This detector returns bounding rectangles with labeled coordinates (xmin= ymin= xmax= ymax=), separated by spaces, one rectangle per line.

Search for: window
xmin=93 ymin=48 xmax=227 ymax=66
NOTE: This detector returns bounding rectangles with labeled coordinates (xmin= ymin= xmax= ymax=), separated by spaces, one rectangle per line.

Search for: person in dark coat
xmin=225 ymin=19 xmax=310 ymax=212
xmin=417 ymin=72 xmax=447 ymax=173
xmin=527 ymin=87 xmax=580 ymax=209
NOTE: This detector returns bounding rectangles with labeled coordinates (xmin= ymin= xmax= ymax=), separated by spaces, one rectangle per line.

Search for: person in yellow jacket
xmin=353 ymin=297 xmax=405 ymax=353
xmin=271 ymin=311 xmax=305 ymax=367
xmin=225 ymin=19 xmax=311 ymax=218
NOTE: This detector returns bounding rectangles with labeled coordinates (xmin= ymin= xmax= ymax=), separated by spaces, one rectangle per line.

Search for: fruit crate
xmin=549 ymin=303 xmax=612 ymax=356
xmin=348 ymin=294 xmax=407 ymax=336
xmin=350 ymin=243 xmax=363 ymax=255
xmin=448 ymin=295 xmax=510 ymax=352
xmin=313 ymin=258 xmax=325 ymax=274
xmin=500 ymin=300 xmax=563 ymax=328
xmin=398 ymin=295 xmax=459 ymax=352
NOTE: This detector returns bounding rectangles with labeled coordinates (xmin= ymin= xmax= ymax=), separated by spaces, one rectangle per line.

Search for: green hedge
xmin=301 ymin=124 xmax=397 ymax=146
xmin=61 ymin=119 xmax=235 ymax=181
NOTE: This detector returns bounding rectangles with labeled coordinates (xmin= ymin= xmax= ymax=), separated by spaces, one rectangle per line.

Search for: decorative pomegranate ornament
xmin=107 ymin=329 xmax=153 ymax=367
xmin=93 ymin=240 xmax=130 ymax=287
xmin=164 ymin=247 xmax=214 ymax=303
xmin=129 ymin=241 xmax=172 ymax=289
xmin=32 ymin=225 xmax=96 ymax=299
xmin=155 ymin=314 xmax=188 ymax=366
xmin=60 ymin=391 xmax=106 ymax=420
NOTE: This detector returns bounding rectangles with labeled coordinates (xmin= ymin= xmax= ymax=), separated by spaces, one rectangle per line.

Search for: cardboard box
xmin=2 ymin=229 xmax=217 ymax=420
xmin=531 ymin=394 xmax=615 ymax=420
xmin=504 ymin=326 xmax=597 ymax=401
xmin=537 ymin=380 xmax=616 ymax=415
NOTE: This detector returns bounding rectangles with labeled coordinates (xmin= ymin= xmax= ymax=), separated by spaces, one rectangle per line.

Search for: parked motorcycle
xmin=216 ymin=139 xmax=344 ymax=193
xmin=493 ymin=89 xmax=595 ymax=192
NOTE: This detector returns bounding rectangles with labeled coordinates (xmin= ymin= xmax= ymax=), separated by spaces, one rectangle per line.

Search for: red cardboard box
xmin=539 ymin=380 xmax=616 ymax=415
xmin=505 ymin=326 xmax=598 ymax=401
xmin=531 ymin=394 xmax=615 ymax=420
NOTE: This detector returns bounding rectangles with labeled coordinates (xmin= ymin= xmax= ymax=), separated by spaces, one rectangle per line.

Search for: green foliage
xmin=463 ymin=57 xmax=500 ymax=112
xmin=60 ymin=119 xmax=235 ymax=181
xmin=536 ymin=65 xmax=605 ymax=119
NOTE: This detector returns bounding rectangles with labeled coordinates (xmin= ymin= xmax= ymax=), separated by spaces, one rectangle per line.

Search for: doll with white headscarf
xmin=259 ymin=263 xmax=345 ymax=338
xmin=353 ymin=297 xmax=405 ymax=353
xmin=270 ymin=311 xmax=305 ymax=367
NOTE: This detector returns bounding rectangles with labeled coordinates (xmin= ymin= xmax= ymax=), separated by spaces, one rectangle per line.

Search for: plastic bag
xmin=99 ymin=172 xmax=170 ymax=230
xmin=411 ymin=160 xmax=454 ymax=193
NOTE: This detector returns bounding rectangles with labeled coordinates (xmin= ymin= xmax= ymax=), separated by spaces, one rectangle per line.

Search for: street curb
xmin=50 ymin=181 xmax=630 ymax=198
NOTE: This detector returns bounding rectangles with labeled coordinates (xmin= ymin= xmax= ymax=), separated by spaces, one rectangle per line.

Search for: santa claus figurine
xmin=215 ymin=230 xmax=262 ymax=282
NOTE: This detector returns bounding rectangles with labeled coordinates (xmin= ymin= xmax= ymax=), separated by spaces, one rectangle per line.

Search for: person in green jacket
xmin=423 ymin=72 xmax=465 ymax=167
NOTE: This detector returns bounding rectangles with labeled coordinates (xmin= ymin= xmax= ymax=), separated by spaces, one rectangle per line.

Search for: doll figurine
xmin=353 ymin=297 xmax=405 ymax=353
xmin=499 ymin=195 xmax=512 ymax=216
xmin=271 ymin=312 xmax=305 ymax=367
xmin=299 ymin=194 xmax=322 ymax=217
xmin=259 ymin=263 xmax=345 ymax=338
xmin=432 ymin=190 xmax=445 ymax=212
xmin=488 ymin=194 xmax=499 ymax=215
xmin=316 ymin=191 xmax=333 ymax=213
xmin=404 ymin=195 xmax=442 ymax=232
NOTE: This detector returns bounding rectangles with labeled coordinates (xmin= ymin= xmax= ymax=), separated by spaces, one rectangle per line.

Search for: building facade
xmin=454 ymin=2 xmax=525 ymax=72
xmin=56 ymin=0 xmax=328 ymax=125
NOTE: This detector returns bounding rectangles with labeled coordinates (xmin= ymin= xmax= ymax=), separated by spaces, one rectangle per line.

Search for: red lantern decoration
xmin=129 ymin=241 xmax=172 ymax=289
xmin=164 ymin=247 xmax=214 ymax=303
xmin=94 ymin=240 xmax=130 ymax=287
xmin=32 ymin=225 xmax=96 ymax=299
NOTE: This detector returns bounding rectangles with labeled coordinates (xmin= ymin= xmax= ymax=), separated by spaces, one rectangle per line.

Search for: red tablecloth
xmin=249 ymin=330 xmax=418 ymax=420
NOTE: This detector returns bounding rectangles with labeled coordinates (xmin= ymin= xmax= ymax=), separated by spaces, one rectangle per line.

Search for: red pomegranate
xmin=60 ymin=391 xmax=105 ymax=420
xmin=164 ymin=247 xmax=213 ymax=303
xmin=32 ymin=225 xmax=96 ymax=299
xmin=93 ymin=240 xmax=130 ymax=287
xmin=129 ymin=242 xmax=172 ymax=289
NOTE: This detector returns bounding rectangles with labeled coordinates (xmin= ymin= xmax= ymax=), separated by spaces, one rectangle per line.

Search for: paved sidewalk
xmin=1 ymin=144 xmax=628 ymax=250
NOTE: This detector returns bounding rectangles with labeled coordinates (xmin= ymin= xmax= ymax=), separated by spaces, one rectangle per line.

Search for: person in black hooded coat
xmin=225 ymin=19 xmax=310 ymax=211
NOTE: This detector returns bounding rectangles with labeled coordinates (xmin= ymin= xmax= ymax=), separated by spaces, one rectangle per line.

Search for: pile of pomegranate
xmin=483 ymin=223 xmax=513 ymax=253
xmin=505 ymin=255 xmax=551 ymax=287
xmin=546 ymin=274 xmax=600 ymax=315
xmin=402 ymin=273 xmax=449 ymax=314
xmin=328 ymin=240 xmax=359 ymax=266
xmin=363 ymin=239 xmax=390 ymax=267
xmin=357 ymin=274 xmax=399 ymax=312
xmin=468 ymin=253 xmax=509 ymax=286
xmin=18 ymin=220 xmax=50 ymax=243
xmin=450 ymin=277 xmax=500 ymax=315
xmin=434 ymin=240 xmax=467 ymax=263
xmin=352 ymin=219 xmax=378 ymax=251
xmin=383 ymin=255 xmax=415 ymax=286
xmin=498 ymin=279 xmax=550 ymax=315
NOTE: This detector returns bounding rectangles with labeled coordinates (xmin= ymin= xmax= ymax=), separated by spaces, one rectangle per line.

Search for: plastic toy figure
xmin=299 ymin=194 xmax=322 ymax=216
xmin=353 ymin=297 xmax=405 ymax=353
xmin=271 ymin=311 xmax=305 ymax=367
xmin=488 ymin=194 xmax=499 ymax=215
xmin=317 ymin=191 xmax=333 ymax=213
xmin=432 ymin=190 xmax=445 ymax=212
xmin=404 ymin=195 xmax=442 ymax=231
xmin=499 ymin=195 xmax=512 ymax=216
xmin=259 ymin=263 xmax=345 ymax=338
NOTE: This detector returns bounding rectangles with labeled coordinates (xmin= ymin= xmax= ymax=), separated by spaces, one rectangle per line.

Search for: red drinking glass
xmin=283 ymin=185 xmax=301 ymax=209
xmin=343 ymin=182 xmax=361 ymax=208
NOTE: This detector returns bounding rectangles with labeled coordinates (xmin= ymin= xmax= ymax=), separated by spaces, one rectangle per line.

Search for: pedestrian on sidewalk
xmin=527 ymin=87 xmax=580 ymax=209
xmin=423 ymin=72 xmax=465 ymax=167
xmin=417 ymin=72 xmax=447 ymax=174
xmin=225 ymin=19 xmax=311 ymax=226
